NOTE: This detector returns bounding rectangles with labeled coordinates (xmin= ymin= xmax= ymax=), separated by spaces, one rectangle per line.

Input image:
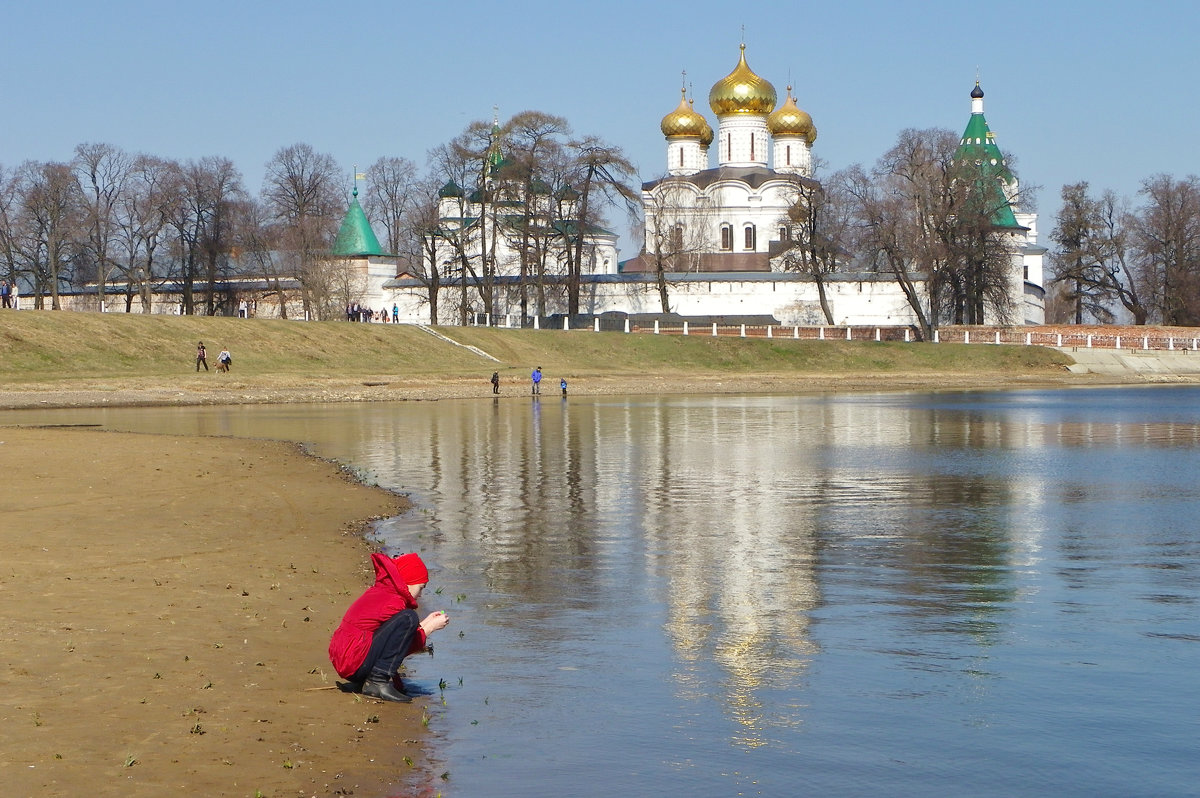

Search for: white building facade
xmin=378 ymin=49 xmax=1044 ymax=327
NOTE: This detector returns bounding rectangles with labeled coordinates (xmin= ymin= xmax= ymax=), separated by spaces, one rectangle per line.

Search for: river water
xmin=5 ymin=386 xmax=1200 ymax=797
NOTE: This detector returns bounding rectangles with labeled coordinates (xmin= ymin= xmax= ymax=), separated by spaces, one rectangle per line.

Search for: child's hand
xmin=421 ymin=610 xmax=450 ymax=633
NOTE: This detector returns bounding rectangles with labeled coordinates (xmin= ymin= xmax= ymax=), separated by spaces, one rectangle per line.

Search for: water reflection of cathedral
xmin=358 ymin=396 xmax=1161 ymax=746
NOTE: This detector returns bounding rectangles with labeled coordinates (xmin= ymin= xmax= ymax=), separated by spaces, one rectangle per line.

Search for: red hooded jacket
xmin=329 ymin=553 xmax=428 ymax=678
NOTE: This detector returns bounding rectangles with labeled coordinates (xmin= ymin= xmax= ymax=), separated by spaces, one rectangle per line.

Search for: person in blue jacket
xmin=531 ymin=366 xmax=542 ymax=395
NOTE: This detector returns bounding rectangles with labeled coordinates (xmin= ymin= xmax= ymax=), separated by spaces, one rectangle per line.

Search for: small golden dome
xmin=699 ymin=112 xmax=714 ymax=147
xmin=767 ymin=88 xmax=817 ymax=144
xmin=661 ymin=88 xmax=709 ymax=138
xmin=709 ymin=44 xmax=777 ymax=117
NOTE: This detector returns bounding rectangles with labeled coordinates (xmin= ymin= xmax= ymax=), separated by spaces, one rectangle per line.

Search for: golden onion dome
xmin=767 ymin=88 xmax=817 ymax=144
xmin=699 ymin=110 xmax=714 ymax=147
xmin=709 ymin=44 xmax=777 ymax=117
xmin=660 ymin=88 xmax=709 ymax=138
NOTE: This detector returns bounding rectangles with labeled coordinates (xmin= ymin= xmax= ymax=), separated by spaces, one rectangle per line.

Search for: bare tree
xmin=114 ymin=155 xmax=175 ymax=312
xmin=1129 ymin=174 xmax=1200 ymax=325
xmin=777 ymin=167 xmax=853 ymax=324
xmin=868 ymin=127 xmax=1022 ymax=328
xmin=362 ymin=155 xmax=420 ymax=256
xmin=562 ymin=136 xmax=638 ymax=315
xmin=843 ymin=164 xmax=936 ymax=338
xmin=19 ymin=161 xmax=82 ymax=309
xmin=504 ymin=111 xmax=570 ymax=319
xmin=640 ymin=177 xmax=710 ymax=313
xmin=1049 ymin=182 xmax=1144 ymax=324
xmin=0 ymin=164 xmax=22 ymax=296
xmin=428 ymin=122 xmax=499 ymax=324
xmin=402 ymin=187 xmax=447 ymax=324
xmin=262 ymin=143 xmax=343 ymax=319
xmin=238 ymin=197 xmax=294 ymax=318
xmin=73 ymin=143 xmax=131 ymax=310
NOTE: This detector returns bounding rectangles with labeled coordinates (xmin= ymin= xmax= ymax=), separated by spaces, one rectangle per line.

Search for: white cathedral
xmin=373 ymin=46 xmax=1045 ymax=327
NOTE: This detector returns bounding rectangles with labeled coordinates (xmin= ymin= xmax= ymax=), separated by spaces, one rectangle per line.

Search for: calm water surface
xmin=6 ymin=387 xmax=1200 ymax=797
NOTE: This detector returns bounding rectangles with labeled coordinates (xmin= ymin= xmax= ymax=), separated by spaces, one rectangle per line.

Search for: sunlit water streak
xmin=4 ymin=386 xmax=1200 ymax=796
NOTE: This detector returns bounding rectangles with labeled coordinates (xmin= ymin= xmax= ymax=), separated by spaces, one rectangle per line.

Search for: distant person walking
xmin=196 ymin=342 xmax=208 ymax=372
xmin=560 ymin=377 xmax=567 ymax=396
xmin=491 ymin=371 xmax=500 ymax=394
xmin=1 ymin=280 xmax=10 ymax=309
xmin=393 ymin=304 xmax=399 ymax=323
xmin=217 ymin=347 xmax=232 ymax=372
xmin=531 ymin=366 xmax=542 ymax=395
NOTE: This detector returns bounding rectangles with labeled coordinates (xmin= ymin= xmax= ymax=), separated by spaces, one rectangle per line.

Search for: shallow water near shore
xmin=5 ymin=386 xmax=1200 ymax=797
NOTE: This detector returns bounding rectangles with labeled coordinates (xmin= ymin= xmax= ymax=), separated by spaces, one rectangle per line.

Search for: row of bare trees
xmin=30 ymin=117 xmax=1194 ymax=331
xmin=768 ymin=127 xmax=1026 ymax=338
xmin=412 ymin=111 xmax=638 ymax=325
xmin=0 ymin=143 xmax=406 ymax=318
xmin=0 ymin=114 xmax=639 ymax=324
xmin=1048 ymin=175 xmax=1200 ymax=326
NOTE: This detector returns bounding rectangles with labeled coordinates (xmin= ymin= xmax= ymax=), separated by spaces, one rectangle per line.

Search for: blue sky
xmin=3 ymin=0 xmax=1195 ymax=255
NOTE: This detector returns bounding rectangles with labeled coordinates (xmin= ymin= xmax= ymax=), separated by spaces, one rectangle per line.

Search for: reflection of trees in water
xmin=350 ymin=391 xmax=1199 ymax=745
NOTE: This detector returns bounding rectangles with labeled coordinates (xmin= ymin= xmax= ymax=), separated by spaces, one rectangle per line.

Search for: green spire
xmin=487 ymin=109 xmax=509 ymax=176
xmin=954 ymin=82 xmax=1021 ymax=229
xmin=332 ymin=187 xmax=385 ymax=257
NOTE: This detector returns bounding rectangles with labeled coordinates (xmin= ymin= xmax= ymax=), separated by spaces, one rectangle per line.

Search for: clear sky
xmin=3 ymin=0 xmax=1195 ymax=256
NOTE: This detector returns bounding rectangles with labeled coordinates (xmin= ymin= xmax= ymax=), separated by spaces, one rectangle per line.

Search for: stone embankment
xmin=1055 ymin=347 xmax=1200 ymax=378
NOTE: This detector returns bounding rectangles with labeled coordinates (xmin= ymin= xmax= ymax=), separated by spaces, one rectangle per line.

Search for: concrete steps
xmin=1056 ymin=347 xmax=1200 ymax=376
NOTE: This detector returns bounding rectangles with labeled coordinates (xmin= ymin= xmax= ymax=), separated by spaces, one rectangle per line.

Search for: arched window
xmin=679 ymin=148 xmax=684 ymax=167
xmin=744 ymin=225 xmax=756 ymax=251
xmin=785 ymin=145 xmax=792 ymax=166
xmin=750 ymin=133 xmax=755 ymax=161
xmin=671 ymin=224 xmax=684 ymax=251
xmin=779 ymin=226 xmax=789 ymax=242
xmin=720 ymin=224 xmax=732 ymax=251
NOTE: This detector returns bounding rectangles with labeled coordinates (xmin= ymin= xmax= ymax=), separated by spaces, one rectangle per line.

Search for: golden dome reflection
xmin=708 ymin=44 xmax=777 ymax=117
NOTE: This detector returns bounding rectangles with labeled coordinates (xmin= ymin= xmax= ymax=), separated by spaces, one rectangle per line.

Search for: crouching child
xmin=328 ymin=552 xmax=449 ymax=702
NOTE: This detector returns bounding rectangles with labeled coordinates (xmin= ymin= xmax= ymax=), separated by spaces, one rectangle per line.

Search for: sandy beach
xmin=0 ymin=426 xmax=434 ymax=798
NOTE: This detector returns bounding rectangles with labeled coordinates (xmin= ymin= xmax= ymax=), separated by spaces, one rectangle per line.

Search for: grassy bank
xmin=0 ymin=310 xmax=1072 ymax=385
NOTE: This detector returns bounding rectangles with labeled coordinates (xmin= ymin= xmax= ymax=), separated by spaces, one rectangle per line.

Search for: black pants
xmin=352 ymin=609 xmax=420 ymax=681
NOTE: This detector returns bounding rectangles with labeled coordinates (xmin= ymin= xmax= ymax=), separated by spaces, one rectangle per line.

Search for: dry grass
xmin=0 ymin=310 xmax=1073 ymax=386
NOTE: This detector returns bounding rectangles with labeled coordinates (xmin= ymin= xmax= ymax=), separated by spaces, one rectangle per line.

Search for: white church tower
xmin=769 ymin=88 xmax=817 ymax=176
xmin=708 ymin=44 xmax=775 ymax=168
xmin=660 ymin=86 xmax=712 ymax=176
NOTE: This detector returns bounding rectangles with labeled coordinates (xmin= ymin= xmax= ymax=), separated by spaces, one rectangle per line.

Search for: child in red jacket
xmin=329 ymin=552 xmax=449 ymax=702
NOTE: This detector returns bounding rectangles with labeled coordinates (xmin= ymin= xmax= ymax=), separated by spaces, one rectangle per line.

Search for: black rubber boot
xmin=363 ymin=675 xmax=411 ymax=703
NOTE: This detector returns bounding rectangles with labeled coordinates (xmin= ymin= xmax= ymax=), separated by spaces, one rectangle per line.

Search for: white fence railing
xmin=472 ymin=316 xmax=1200 ymax=352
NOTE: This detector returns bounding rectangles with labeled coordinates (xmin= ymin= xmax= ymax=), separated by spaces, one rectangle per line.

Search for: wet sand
xmin=0 ymin=366 xmax=1134 ymax=412
xmin=0 ymin=426 xmax=432 ymax=798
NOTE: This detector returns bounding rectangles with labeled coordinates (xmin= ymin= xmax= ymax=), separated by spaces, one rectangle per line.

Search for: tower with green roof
xmin=954 ymin=82 xmax=1023 ymax=230
xmin=333 ymin=187 xmax=385 ymax=257
xmin=951 ymin=81 xmax=1046 ymax=324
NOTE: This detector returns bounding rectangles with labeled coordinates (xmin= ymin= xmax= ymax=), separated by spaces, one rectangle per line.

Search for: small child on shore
xmin=328 ymin=552 xmax=449 ymax=702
